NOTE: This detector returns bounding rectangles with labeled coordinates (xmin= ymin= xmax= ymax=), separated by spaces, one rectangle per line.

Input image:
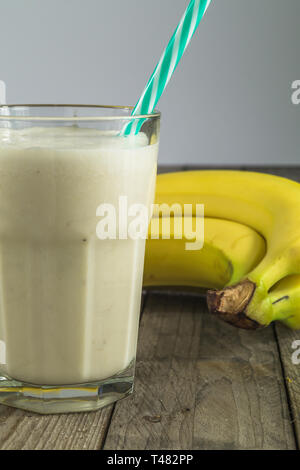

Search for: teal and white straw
xmin=123 ymin=0 xmax=211 ymax=136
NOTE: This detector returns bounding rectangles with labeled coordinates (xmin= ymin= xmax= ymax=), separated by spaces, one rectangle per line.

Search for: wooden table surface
xmin=0 ymin=166 xmax=299 ymax=451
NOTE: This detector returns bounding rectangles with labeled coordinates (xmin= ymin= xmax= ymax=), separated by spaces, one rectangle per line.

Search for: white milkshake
xmin=0 ymin=126 xmax=158 ymax=385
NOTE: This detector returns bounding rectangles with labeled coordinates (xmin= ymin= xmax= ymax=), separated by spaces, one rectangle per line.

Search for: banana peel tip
xmin=207 ymin=280 xmax=262 ymax=330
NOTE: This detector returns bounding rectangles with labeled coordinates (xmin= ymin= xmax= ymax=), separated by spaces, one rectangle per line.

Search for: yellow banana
xmin=153 ymin=170 xmax=300 ymax=329
xmin=264 ymin=275 xmax=300 ymax=330
xmin=144 ymin=217 xmax=265 ymax=290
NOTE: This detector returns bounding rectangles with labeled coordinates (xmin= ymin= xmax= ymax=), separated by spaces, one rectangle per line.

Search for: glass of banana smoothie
xmin=0 ymin=105 xmax=159 ymax=413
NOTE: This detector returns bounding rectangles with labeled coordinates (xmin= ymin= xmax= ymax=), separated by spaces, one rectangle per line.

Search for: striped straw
xmin=123 ymin=0 xmax=211 ymax=136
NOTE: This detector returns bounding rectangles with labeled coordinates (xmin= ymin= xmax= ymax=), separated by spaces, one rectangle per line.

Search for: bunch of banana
xmin=144 ymin=170 xmax=300 ymax=330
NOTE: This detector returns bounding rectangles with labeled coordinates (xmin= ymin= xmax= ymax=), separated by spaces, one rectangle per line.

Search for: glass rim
xmin=0 ymin=104 xmax=161 ymax=121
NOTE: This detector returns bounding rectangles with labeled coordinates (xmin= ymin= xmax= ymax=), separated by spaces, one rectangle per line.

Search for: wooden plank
xmin=275 ymin=323 xmax=300 ymax=447
xmin=158 ymin=165 xmax=185 ymax=174
xmin=104 ymin=293 xmax=296 ymax=450
xmin=0 ymin=402 xmax=113 ymax=450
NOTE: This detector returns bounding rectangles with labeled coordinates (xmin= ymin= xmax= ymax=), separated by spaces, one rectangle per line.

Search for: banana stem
xmin=207 ymin=275 xmax=300 ymax=330
xmin=206 ymin=280 xmax=263 ymax=329
xmin=206 ymin=249 xmax=300 ymax=330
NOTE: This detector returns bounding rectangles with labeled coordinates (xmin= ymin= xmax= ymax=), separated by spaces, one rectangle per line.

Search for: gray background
xmin=0 ymin=0 xmax=299 ymax=165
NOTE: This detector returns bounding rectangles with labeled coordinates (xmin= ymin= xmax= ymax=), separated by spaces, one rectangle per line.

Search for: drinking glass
xmin=0 ymin=105 xmax=160 ymax=413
